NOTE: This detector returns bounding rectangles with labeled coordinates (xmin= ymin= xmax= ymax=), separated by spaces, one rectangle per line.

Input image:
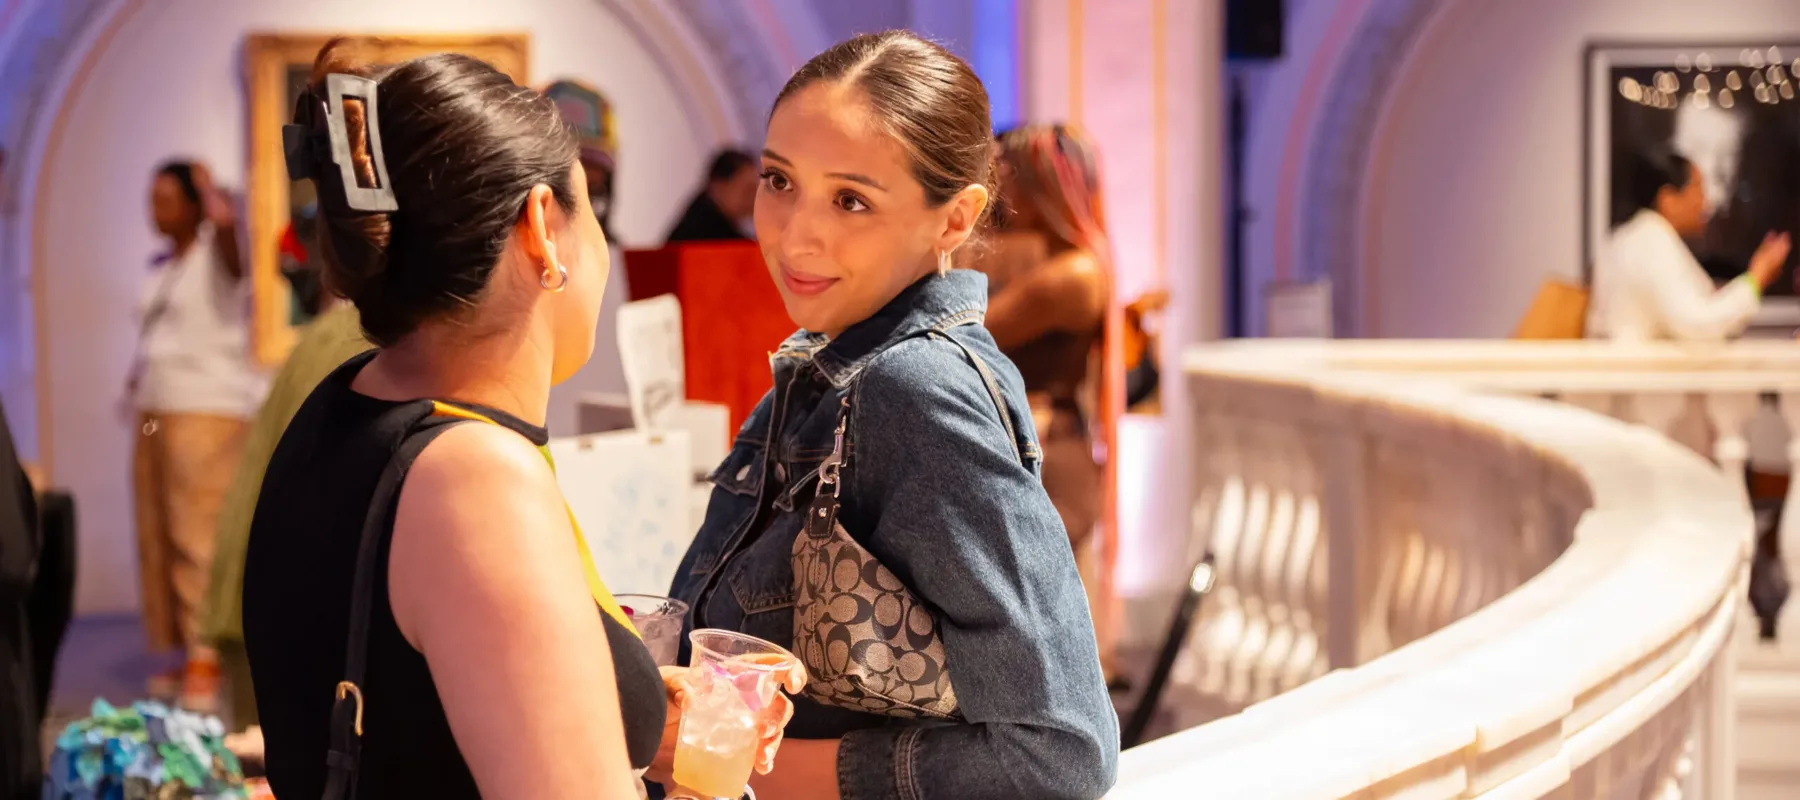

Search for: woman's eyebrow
xmin=762 ymin=148 xmax=888 ymax=192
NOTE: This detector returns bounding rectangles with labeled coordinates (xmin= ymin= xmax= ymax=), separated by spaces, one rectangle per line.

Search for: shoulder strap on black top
xmin=322 ymin=413 xmax=464 ymax=800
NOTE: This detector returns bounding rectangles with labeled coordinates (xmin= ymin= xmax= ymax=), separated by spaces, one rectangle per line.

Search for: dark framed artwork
xmin=1583 ymin=42 xmax=1800 ymax=295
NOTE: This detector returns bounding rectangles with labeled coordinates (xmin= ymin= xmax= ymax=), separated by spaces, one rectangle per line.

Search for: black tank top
xmin=243 ymin=352 xmax=665 ymax=798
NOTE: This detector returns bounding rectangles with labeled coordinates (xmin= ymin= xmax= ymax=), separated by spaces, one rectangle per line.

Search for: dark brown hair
xmin=302 ymin=38 xmax=579 ymax=347
xmin=774 ymin=31 xmax=994 ymax=218
xmin=153 ymin=161 xmax=203 ymax=210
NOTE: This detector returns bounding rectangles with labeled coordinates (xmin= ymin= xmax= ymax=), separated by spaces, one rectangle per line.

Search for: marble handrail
xmin=1110 ymin=344 xmax=1752 ymax=798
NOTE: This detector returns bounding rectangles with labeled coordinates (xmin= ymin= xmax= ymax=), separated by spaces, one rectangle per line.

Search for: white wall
xmin=37 ymin=0 xmax=720 ymax=614
xmin=1357 ymin=0 xmax=1800 ymax=337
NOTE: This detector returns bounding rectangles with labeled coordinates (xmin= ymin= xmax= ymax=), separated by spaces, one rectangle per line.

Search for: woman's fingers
xmin=753 ymin=696 xmax=796 ymax=774
xmin=782 ymin=661 xmax=808 ymax=694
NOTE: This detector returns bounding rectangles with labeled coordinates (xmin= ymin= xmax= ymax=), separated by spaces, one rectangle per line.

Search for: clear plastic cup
xmin=615 ymin=594 xmax=689 ymax=667
xmin=668 ymin=629 xmax=798 ymax=800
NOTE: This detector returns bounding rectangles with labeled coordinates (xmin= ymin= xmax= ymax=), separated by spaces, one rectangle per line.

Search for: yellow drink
xmin=672 ymin=736 xmax=756 ymax=799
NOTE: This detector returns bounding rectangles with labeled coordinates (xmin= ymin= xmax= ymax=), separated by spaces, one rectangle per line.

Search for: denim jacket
xmin=669 ymin=271 xmax=1120 ymax=800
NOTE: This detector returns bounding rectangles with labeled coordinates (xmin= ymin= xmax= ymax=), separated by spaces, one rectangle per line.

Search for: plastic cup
xmin=668 ymin=629 xmax=797 ymax=800
xmin=615 ymin=594 xmax=688 ymax=667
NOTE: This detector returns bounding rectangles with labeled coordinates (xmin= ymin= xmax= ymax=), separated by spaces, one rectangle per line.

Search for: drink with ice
xmin=669 ymin=629 xmax=799 ymax=800
xmin=616 ymin=594 xmax=688 ymax=666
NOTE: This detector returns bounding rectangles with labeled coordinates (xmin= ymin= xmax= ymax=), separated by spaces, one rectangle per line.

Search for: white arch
xmin=0 ymin=0 xmax=816 ymax=467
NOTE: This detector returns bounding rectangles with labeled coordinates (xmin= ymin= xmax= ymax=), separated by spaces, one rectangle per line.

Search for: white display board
xmin=1264 ymin=278 xmax=1335 ymax=339
xmin=615 ymin=295 xmax=686 ymax=431
xmin=550 ymin=429 xmax=696 ymax=596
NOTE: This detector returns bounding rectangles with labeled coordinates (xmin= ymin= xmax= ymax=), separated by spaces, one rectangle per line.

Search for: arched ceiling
xmin=1297 ymin=0 xmax=1445 ymax=336
xmin=0 ymin=0 xmax=803 ymax=212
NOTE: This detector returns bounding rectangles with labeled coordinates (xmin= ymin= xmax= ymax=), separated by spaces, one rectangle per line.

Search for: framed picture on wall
xmin=243 ymin=33 xmax=530 ymax=364
xmin=1583 ymin=42 xmax=1800 ymax=315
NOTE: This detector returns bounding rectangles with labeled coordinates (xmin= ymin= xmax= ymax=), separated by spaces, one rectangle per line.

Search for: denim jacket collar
xmin=774 ymin=271 xmax=989 ymax=389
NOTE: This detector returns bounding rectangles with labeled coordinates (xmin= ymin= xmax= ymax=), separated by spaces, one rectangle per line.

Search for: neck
xmin=169 ymin=228 xmax=198 ymax=256
xmin=356 ymin=321 xmax=554 ymax=428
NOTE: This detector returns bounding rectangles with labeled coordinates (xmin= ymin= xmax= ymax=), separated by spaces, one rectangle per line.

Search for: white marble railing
xmin=1193 ymin=339 xmax=1800 ymax=637
xmin=1110 ymin=342 xmax=1753 ymax=798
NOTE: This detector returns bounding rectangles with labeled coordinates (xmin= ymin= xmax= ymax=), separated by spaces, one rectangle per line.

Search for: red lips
xmin=779 ymin=264 xmax=838 ymax=296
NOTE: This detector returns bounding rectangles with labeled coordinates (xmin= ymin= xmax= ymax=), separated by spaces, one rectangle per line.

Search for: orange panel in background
xmin=624 ymin=243 xmax=792 ymax=434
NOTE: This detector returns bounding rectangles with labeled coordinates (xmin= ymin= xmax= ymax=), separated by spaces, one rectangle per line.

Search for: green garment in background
xmin=200 ymin=304 xmax=369 ymax=724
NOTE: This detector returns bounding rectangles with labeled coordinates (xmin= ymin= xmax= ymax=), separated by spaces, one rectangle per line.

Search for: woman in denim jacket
xmin=667 ymin=31 xmax=1119 ymax=800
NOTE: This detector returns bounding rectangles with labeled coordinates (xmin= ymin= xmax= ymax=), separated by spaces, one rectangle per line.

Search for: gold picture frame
xmin=243 ymin=33 xmax=530 ymax=364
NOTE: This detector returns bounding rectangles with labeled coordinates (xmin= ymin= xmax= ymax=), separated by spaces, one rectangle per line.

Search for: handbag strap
xmin=323 ymin=412 xmax=460 ymax=800
xmin=813 ymin=331 xmax=1028 ymax=513
xmin=935 ymin=332 xmax=1026 ymax=466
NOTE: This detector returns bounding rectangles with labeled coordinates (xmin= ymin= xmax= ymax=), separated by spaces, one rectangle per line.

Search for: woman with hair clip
xmin=241 ymin=40 xmax=794 ymax=799
xmin=668 ymin=32 xmax=1118 ymax=800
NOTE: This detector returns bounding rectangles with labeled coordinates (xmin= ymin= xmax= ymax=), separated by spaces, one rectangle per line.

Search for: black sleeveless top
xmin=242 ymin=352 xmax=666 ymax=798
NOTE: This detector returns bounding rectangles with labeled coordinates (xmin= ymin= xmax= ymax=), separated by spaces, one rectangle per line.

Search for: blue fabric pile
xmin=43 ymin=699 xmax=247 ymax=800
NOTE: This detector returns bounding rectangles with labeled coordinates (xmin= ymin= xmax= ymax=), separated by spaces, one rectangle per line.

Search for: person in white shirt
xmin=129 ymin=160 xmax=266 ymax=710
xmin=1590 ymin=149 xmax=1791 ymax=341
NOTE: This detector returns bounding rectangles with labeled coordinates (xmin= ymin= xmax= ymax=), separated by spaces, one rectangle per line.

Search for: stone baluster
xmin=1187 ymin=408 xmax=1247 ymax=702
xmin=1775 ymin=391 xmax=1800 ymax=638
xmin=1626 ymin=392 xmax=1688 ymax=439
xmin=1220 ymin=421 xmax=1271 ymax=707
xmin=1279 ymin=446 xmax=1326 ymax=692
xmin=1249 ymin=426 xmax=1301 ymax=702
xmin=1707 ymin=393 xmax=1760 ymax=508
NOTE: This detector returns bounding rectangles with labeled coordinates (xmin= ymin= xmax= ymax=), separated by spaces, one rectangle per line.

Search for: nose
xmin=780 ymin=195 xmax=829 ymax=261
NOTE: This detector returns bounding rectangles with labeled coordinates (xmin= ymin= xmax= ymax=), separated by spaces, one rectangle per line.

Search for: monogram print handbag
xmin=789 ymin=333 xmax=1032 ymax=720
xmin=790 ymin=396 xmax=961 ymax=720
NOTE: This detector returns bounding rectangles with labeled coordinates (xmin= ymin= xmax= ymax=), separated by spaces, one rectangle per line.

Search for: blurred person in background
xmin=200 ymin=269 xmax=369 ymax=728
xmin=545 ymin=79 xmax=621 ymax=243
xmin=542 ymin=78 xmax=632 ymax=434
xmin=1589 ymin=147 xmax=1790 ymax=342
xmin=983 ymin=125 xmax=1121 ymax=670
xmin=1 ymin=396 xmax=42 ymax=800
xmin=663 ymin=148 xmax=757 ymax=243
xmin=129 ymin=160 xmax=265 ymax=711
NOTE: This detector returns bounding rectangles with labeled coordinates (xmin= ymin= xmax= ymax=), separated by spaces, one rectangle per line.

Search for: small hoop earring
xmin=937 ymin=250 xmax=952 ymax=276
xmin=541 ymin=263 xmax=569 ymax=293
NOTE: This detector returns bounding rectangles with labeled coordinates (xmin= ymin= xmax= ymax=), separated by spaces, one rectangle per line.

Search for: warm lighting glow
xmin=1695 ymin=74 xmax=1712 ymax=93
xmin=1757 ymin=84 xmax=1773 ymax=103
xmin=1728 ymin=71 xmax=1744 ymax=91
xmin=1770 ymin=46 xmax=1784 ymax=64
xmin=1620 ymin=77 xmax=1644 ymax=101
xmin=1783 ymin=82 xmax=1796 ymax=101
xmin=1749 ymin=49 xmax=1768 ymax=69
xmin=1720 ymin=89 xmax=1736 ymax=108
xmin=1676 ymin=54 xmax=1693 ymax=73
xmin=1692 ymin=91 xmax=1711 ymax=109
xmin=1655 ymin=71 xmax=1679 ymax=92
xmin=1770 ymin=65 xmax=1787 ymax=85
xmin=1697 ymin=52 xmax=1715 ymax=72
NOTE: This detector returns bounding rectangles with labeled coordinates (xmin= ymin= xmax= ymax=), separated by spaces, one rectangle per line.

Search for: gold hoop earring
xmin=541 ymin=263 xmax=569 ymax=293
xmin=937 ymin=250 xmax=952 ymax=276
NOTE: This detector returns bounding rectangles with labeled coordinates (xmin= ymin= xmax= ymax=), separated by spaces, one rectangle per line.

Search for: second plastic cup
xmin=615 ymin=594 xmax=689 ymax=667
xmin=669 ymin=629 xmax=798 ymax=800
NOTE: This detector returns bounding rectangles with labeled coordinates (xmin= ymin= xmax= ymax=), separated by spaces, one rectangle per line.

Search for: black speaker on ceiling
xmin=1227 ymin=0 xmax=1285 ymax=61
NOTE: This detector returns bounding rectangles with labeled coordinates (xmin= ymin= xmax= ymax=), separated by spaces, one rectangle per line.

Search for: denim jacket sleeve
xmin=833 ymin=334 xmax=1120 ymax=800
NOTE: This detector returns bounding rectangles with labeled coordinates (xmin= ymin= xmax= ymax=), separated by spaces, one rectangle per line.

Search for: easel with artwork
xmin=241 ymin=33 xmax=530 ymax=365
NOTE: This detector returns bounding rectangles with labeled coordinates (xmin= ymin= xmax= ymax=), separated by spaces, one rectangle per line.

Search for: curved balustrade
xmin=1111 ymin=342 xmax=1752 ymax=799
